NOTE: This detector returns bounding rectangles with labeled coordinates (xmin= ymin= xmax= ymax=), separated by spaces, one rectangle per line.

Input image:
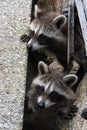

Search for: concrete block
xmin=0 ymin=0 xmax=32 ymax=130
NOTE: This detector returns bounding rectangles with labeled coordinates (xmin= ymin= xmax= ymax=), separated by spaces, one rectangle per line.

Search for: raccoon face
xmin=28 ymin=61 xmax=78 ymax=111
xmin=21 ymin=15 xmax=67 ymax=51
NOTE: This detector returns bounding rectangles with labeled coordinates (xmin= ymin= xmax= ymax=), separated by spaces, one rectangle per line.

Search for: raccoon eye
xmin=29 ymin=30 xmax=35 ymax=38
xmin=38 ymin=34 xmax=53 ymax=45
xmin=49 ymin=91 xmax=65 ymax=102
xmin=49 ymin=91 xmax=58 ymax=98
xmin=36 ymin=85 xmax=44 ymax=95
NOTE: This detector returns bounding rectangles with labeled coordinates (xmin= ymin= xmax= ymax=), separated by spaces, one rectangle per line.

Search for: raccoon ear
xmin=53 ymin=15 xmax=67 ymax=30
xmin=38 ymin=61 xmax=49 ymax=75
xmin=63 ymin=74 xmax=78 ymax=87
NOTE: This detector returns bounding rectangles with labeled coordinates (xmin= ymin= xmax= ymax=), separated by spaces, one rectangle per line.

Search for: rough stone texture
xmin=0 ymin=0 xmax=32 ymax=130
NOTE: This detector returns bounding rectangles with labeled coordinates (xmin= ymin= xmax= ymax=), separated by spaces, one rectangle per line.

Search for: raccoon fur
xmin=20 ymin=0 xmax=87 ymax=90
xmin=23 ymin=61 xmax=78 ymax=130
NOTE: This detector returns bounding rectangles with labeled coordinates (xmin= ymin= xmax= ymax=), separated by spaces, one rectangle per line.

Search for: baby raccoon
xmin=23 ymin=61 xmax=78 ymax=130
xmin=28 ymin=61 xmax=78 ymax=112
xmin=21 ymin=0 xmax=87 ymax=89
xmin=20 ymin=0 xmax=68 ymax=68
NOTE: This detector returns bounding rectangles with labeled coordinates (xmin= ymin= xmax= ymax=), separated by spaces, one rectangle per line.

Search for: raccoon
xmin=20 ymin=0 xmax=87 ymax=89
xmin=20 ymin=0 xmax=68 ymax=67
xmin=23 ymin=61 xmax=78 ymax=130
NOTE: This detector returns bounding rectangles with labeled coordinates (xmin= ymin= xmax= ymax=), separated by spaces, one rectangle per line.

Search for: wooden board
xmin=83 ymin=0 xmax=87 ymax=19
xmin=75 ymin=0 xmax=87 ymax=55
xmin=67 ymin=0 xmax=74 ymax=66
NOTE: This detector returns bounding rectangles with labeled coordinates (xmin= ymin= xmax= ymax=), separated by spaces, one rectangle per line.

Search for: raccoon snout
xmin=37 ymin=102 xmax=45 ymax=109
xmin=27 ymin=44 xmax=32 ymax=50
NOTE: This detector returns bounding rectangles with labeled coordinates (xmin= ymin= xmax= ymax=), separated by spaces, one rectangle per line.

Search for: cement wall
xmin=0 ymin=0 xmax=32 ymax=130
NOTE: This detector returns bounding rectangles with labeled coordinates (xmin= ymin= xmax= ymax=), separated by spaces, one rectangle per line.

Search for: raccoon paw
xmin=81 ymin=107 xmax=87 ymax=120
xmin=64 ymin=105 xmax=78 ymax=119
xmin=20 ymin=34 xmax=29 ymax=43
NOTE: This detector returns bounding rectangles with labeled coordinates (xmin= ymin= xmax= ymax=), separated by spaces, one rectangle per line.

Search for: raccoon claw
xmin=64 ymin=105 xmax=78 ymax=119
xmin=70 ymin=105 xmax=78 ymax=113
xmin=20 ymin=34 xmax=29 ymax=43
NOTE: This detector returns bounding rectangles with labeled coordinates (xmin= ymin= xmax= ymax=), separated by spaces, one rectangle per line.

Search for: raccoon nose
xmin=27 ymin=44 xmax=32 ymax=50
xmin=37 ymin=102 xmax=45 ymax=109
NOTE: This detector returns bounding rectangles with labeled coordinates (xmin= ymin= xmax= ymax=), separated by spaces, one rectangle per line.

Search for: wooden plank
xmin=75 ymin=0 xmax=87 ymax=55
xmin=67 ymin=0 xmax=74 ymax=67
xmin=83 ymin=0 xmax=87 ymax=19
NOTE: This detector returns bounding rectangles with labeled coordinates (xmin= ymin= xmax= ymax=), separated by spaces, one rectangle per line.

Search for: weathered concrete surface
xmin=0 ymin=0 xmax=32 ymax=130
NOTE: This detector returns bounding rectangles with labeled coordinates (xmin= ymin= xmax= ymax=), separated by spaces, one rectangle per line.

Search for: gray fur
xmin=28 ymin=14 xmax=67 ymax=50
xmin=27 ymin=61 xmax=77 ymax=112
